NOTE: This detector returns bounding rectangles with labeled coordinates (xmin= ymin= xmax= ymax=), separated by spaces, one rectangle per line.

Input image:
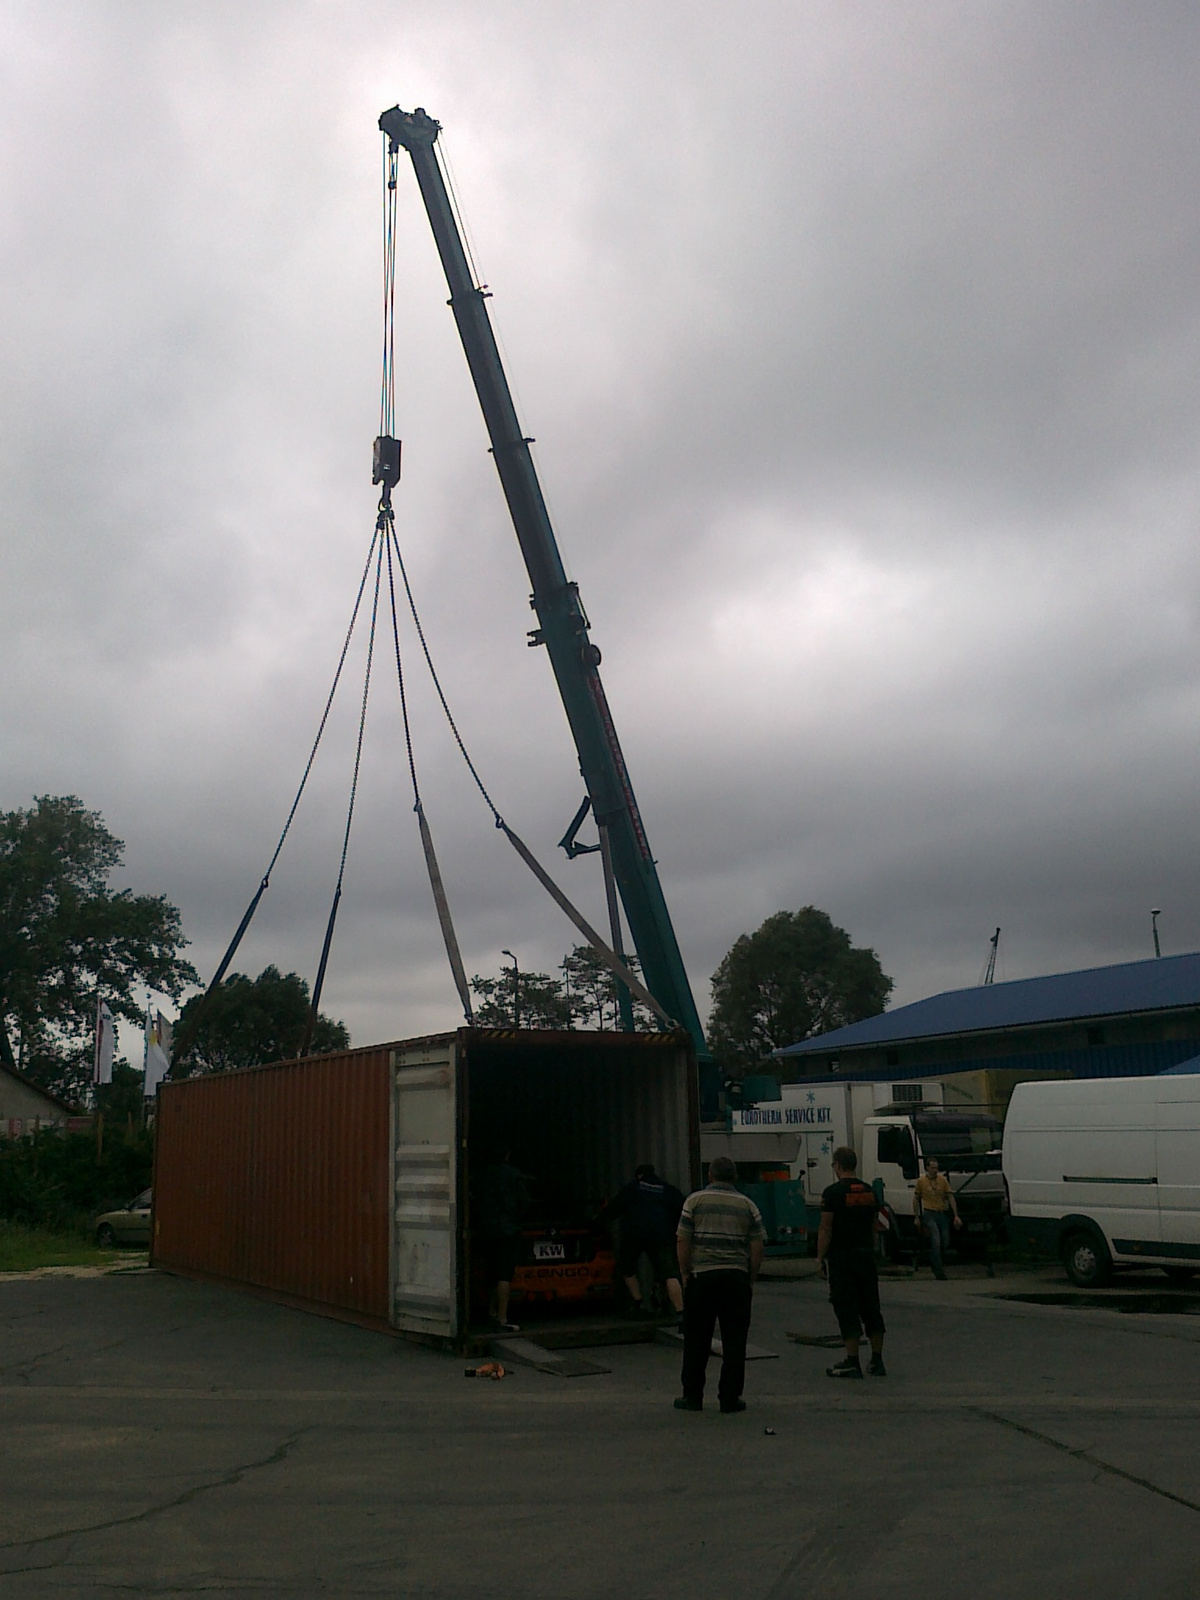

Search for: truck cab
xmin=859 ymin=1106 xmax=1006 ymax=1255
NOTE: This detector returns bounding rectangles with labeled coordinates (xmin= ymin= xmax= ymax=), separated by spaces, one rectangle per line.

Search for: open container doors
xmin=389 ymin=1029 xmax=699 ymax=1342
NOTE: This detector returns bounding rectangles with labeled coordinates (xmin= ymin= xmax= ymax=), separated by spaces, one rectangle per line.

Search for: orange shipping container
xmin=153 ymin=1028 xmax=698 ymax=1345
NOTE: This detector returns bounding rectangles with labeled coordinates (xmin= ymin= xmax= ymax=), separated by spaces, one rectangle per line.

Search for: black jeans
xmin=827 ymin=1248 xmax=886 ymax=1340
xmin=680 ymin=1270 xmax=753 ymax=1406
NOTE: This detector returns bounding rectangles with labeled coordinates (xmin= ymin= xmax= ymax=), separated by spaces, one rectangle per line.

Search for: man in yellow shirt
xmin=912 ymin=1157 xmax=962 ymax=1280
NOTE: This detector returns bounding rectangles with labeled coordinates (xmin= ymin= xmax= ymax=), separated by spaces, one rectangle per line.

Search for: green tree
xmin=94 ymin=1059 xmax=146 ymax=1125
xmin=561 ymin=944 xmax=654 ymax=1030
xmin=0 ymin=796 xmax=197 ymax=1103
xmin=0 ymin=1123 xmax=153 ymax=1228
xmin=470 ymin=966 xmax=572 ymax=1030
xmin=171 ymin=965 xmax=349 ymax=1076
xmin=709 ymin=907 xmax=892 ymax=1071
xmin=469 ymin=945 xmax=654 ymax=1031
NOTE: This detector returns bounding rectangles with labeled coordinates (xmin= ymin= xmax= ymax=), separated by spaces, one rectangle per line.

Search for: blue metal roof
xmin=780 ymin=1037 xmax=1200 ymax=1085
xmin=776 ymin=950 xmax=1200 ymax=1057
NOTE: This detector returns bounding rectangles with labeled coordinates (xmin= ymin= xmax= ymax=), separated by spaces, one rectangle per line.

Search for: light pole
xmin=1151 ymin=909 xmax=1162 ymax=959
xmin=502 ymin=949 xmax=520 ymax=1028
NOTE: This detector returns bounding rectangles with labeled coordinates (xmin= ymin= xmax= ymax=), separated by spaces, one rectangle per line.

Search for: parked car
xmin=95 ymin=1188 xmax=152 ymax=1247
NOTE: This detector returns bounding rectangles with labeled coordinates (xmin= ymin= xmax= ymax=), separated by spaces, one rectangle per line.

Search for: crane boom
xmin=379 ymin=105 xmax=714 ymax=1104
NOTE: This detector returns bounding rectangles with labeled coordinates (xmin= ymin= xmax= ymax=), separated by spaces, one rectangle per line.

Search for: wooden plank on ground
xmin=488 ymin=1336 xmax=611 ymax=1377
xmin=653 ymin=1328 xmax=778 ymax=1360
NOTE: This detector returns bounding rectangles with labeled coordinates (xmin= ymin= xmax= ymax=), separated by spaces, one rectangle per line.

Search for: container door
xmin=390 ymin=1042 xmax=459 ymax=1339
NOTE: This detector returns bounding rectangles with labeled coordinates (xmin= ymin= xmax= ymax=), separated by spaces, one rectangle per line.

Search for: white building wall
xmin=0 ymin=1067 xmax=70 ymax=1136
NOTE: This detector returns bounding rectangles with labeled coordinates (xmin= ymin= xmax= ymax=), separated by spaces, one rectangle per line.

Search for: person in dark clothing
xmin=817 ymin=1146 xmax=887 ymax=1379
xmin=600 ymin=1163 xmax=686 ymax=1317
xmin=477 ymin=1150 xmax=530 ymax=1333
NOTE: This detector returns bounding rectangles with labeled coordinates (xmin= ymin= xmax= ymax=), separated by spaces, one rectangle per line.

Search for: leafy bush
xmin=0 ymin=1126 xmax=153 ymax=1230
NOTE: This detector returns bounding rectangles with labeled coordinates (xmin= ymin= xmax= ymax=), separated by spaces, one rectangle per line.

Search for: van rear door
xmin=1157 ymin=1080 xmax=1200 ymax=1263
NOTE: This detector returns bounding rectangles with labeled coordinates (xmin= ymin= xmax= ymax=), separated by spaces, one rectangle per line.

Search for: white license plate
xmin=533 ymin=1241 xmax=565 ymax=1261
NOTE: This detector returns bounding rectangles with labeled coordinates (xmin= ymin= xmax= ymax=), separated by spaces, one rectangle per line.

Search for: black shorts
xmin=484 ymin=1236 xmax=520 ymax=1287
xmin=827 ymin=1248 xmax=886 ymax=1340
xmin=616 ymin=1235 xmax=680 ymax=1283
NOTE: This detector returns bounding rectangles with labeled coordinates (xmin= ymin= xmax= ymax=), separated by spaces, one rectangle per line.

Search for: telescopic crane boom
xmin=379 ymin=105 xmax=715 ymax=1107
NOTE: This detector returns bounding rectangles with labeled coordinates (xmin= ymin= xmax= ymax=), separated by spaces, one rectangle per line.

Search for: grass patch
xmin=0 ymin=1219 xmax=126 ymax=1273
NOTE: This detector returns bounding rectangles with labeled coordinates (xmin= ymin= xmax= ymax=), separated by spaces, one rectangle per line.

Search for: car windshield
xmin=132 ymin=1189 xmax=152 ymax=1208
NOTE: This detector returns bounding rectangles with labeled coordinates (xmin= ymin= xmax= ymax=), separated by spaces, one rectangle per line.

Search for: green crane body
xmin=379 ymin=105 xmax=716 ymax=1111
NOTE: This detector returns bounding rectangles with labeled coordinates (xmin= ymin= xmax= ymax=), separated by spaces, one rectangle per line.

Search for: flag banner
xmin=94 ymin=1001 xmax=115 ymax=1085
xmin=144 ymin=1009 xmax=172 ymax=1097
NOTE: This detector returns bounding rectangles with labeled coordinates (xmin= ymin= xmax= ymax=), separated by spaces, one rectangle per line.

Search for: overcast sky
xmin=4 ymin=1 xmax=1200 ymax=1054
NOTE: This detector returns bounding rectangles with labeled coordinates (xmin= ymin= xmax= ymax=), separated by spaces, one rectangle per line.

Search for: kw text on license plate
xmin=533 ymin=1241 xmax=566 ymax=1261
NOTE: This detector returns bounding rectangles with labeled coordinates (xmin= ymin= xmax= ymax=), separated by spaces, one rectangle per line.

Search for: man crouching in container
xmin=818 ymin=1146 xmax=888 ymax=1379
xmin=598 ymin=1162 xmax=686 ymax=1322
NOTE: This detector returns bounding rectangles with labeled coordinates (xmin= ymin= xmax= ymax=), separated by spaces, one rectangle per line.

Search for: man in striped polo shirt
xmin=674 ymin=1157 xmax=765 ymax=1414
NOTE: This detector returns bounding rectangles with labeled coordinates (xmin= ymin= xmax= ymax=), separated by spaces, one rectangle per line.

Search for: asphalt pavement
xmin=1 ymin=1261 xmax=1198 ymax=1598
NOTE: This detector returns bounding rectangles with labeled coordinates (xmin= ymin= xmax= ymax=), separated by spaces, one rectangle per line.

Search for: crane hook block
xmin=373 ymin=435 xmax=402 ymax=491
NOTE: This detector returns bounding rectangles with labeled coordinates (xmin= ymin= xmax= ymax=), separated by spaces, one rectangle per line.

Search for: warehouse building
xmin=774 ymin=951 xmax=1200 ymax=1116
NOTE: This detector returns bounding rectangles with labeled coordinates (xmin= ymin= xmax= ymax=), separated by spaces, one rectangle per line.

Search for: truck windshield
xmin=912 ymin=1114 xmax=1002 ymax=1168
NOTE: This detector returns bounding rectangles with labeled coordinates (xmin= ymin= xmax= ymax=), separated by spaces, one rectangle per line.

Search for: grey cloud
xmin=4 ymin=1 xmax=1200 ymax=1056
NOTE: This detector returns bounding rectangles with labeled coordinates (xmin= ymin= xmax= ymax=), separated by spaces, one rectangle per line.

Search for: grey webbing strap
xmin=498 ymin=821 xmax=675 ymax=1028
xmin=417 ymin=803 xmax=474 ymax=1025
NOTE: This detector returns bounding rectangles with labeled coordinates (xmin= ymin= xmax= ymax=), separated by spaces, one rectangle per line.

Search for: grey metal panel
xmin=700 ymin=1131 xmax=802 ymax=1163
xmin=390 ymin=1039 xmax=459 ymax=1340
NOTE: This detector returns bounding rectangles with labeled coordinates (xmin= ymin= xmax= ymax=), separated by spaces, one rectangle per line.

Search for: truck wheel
xmin=96 ymin=1224 xmax=117 ymax=1248
xmin=1062 ymin=1230 xmax=1111 ymax=1288
xmin=1162 ymin=1266 xmax=1197 ymax=1283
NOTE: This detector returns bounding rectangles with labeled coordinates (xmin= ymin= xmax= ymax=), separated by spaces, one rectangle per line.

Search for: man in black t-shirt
xmin=817 ymin=1147 xmax=887 ymax=1379
xmin=599 ymin=1164 xmax=686 ymax=1318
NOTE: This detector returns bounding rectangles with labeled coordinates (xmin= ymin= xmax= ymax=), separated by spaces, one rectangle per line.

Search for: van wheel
xmin=1162 ymin=1266 xmax=1197 ymax=1283
xmin=1062 ymin=1231 xmax=1112 ymax=1288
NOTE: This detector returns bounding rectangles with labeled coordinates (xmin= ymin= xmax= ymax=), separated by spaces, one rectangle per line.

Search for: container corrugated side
xmin=152 ymin=1044 xmax=393 ymax=1325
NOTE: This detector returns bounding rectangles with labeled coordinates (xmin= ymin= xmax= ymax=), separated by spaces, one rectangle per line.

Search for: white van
xmin=1003 ymin=1074 xmax=1200 ymax=1286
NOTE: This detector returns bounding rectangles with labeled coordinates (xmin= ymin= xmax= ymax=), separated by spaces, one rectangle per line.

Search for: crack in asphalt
xmin=0 ymin=1342 xmax=71 ymax=1385
xmin=0 ymin=1326 xmax=152 ymax=1384
xmin=19 ymin=1580 xmax=297 ymax=1594
xmin=0 ymin=1426 xmax=313 ymax=1572
xmin=977 ymin=1410 xmax=1200 ymax=1515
